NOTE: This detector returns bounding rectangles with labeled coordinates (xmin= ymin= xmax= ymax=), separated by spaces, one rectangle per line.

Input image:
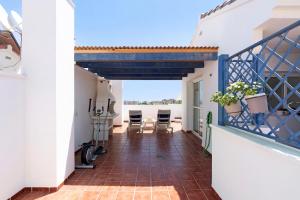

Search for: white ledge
xmin=0 ymin=71 xmax=26 ymax=79
xmin=211 ymin=124 xmax=300 ymax=158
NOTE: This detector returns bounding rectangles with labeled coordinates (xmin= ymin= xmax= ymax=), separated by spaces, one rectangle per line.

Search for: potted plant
xmin=211 ymin=91 xmax=242 ymax=116
xmin=226 ymin=81 xmax=268 ymax=114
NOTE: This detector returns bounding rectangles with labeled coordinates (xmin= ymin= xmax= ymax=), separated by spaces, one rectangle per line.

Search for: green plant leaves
xmin=210 ymin=81 xmax=263 ymax=107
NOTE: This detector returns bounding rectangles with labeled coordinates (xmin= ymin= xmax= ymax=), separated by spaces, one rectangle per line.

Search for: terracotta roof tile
xmin=75 ymin=46 xmax=218 ymax=50
xmin=75 ymin=46 xmax=218 ymax=53
xmin=201 ymin=0 xmax=237 ymax=19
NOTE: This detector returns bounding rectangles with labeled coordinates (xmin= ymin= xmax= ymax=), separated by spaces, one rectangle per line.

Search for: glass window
xmin=193 ymin=80 xmax=204 ymax=107
xmin=193 ymin=80 xmax=204 ymax=136
xmin=193 ymin=108 xmax=200 ymax=134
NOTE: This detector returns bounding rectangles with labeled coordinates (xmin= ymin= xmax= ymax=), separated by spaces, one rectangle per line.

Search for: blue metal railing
xmin=219 ymin=20 xmax=300 ymax=149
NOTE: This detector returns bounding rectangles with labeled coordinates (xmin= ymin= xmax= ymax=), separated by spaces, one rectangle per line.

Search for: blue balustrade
xmin=219 ymin=20 xmax=300 ymax=149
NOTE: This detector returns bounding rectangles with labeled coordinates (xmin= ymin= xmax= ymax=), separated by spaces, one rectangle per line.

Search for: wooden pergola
xmin=75 ymin=46 xmax=218 ymax=80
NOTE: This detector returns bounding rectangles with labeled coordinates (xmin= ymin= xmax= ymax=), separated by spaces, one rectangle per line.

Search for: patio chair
xmin=127 ymin=110 xmax=143 ymax=133
xmin=155 ymin=110 xmax=173 ymax=134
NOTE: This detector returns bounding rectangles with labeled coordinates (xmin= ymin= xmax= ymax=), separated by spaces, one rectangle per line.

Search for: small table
xmin=143 ymin=118 xmax=156 ymax=129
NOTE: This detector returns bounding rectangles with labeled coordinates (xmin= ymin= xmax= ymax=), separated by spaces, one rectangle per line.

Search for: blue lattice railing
xmin=219 ymin=20 xmax=300 ymax=149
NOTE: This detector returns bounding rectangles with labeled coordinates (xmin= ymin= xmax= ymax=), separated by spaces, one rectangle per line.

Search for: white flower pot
xmin=245 ymin=93 xmax=268 ymax=114
xmin=224 ymin=101 xmax=242 ymax=116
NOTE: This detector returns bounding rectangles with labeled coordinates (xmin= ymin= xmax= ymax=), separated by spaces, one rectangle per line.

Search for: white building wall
xmin=0 ymin=73 xmax=25 ymax=200
xmin=23 ymin=0 xmax=57 ymax=187
xmin=212 ymin=125 xmax=300 ymax=200
xmin=181 ymin=78 xmax=188 ymax=130
xmin=23 ymin=0 xmax=75 ymax=187
xmin=74 ymin=66 xmax=97 ymax=151
xmin=111 ymin=80 xmax=123 ymax=126
xmin=56 ymin=0 xmax=75 ymax=185
xmin=183 ymin=0 xmax=300 ymax=150
xmin=184 ymin=0 xmax=300 ymax=199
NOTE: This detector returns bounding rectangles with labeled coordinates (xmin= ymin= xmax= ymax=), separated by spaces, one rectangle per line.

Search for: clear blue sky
xmin=1 ymin=0 xmax=222 ymax=101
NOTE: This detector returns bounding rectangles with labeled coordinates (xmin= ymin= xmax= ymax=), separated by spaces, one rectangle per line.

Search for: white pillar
xmin=181 ymin=78 xmax=188 ymax=131
xmin=111 ymin=80 xmax=123 ymax=126
xmin=23 ymin=0 xmax=75 ymax=187
xmin=182 ymin=76 xmax=194 ymax=132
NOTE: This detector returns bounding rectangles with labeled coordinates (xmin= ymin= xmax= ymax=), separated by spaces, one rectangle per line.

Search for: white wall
xmin=23 ymin=0 xmax=75 ymax=187
xmin=111 ymin=80 xmax=123 ymax=126
xmin=56 ymin=0 xmax=75 ymax=185
xmin=211 ymin=125 xmax=300 ymax=200
xmin=123 ymin=104 xmax=182 ymax=121
xmin=0 ymin=73 xmax=25 ymax=200
xmin=23 ymin=0 xmax=57 ymax=187
xmin=74 ymin=66 xmax=97 ymax=151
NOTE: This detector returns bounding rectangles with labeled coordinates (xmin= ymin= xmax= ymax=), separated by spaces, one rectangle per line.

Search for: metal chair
xmin=127 ymin=110 xmax=143 ymax=133
xmin=155 ymin=110 xmax=173 ymax=134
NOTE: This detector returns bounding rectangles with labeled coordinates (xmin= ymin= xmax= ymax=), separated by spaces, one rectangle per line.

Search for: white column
xmin=182 ymin=76 xmax=194 ymax=132
xmin=181 ymin=78 xmax=188 ymax=131
xmin=186 ymin=80 xmax=194 ymax=131
xmin=22 ymin=0 xmax=75 ymax=187
xmin=111 ymin=80 xmax=123 ymax=126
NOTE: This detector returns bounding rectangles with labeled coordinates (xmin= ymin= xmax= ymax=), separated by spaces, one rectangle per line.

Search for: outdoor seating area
xmin=13 ymin=123 xmax=219 ymax=200
xmin=128 ymin=110 xmax=174 ymax=134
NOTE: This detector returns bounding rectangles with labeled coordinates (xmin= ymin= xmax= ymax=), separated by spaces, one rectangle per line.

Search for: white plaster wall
xmin=23 ymin=0 xmax=75 ymax=187
xmin=183 ymin=0 xmax=300 ymax=151
xmin=23 ymin=0 xmax=57 ymax=187
xmin=123 ymin=104 xmax=182 ymax=121
xmin=0 ymin=74 xmax=25 ymax=200
xmin=181 ymin=78 xmax=188 ymax=130
xmin=191 ymin=0 xmax=280 ymax=53
xmin=111 ymin=80 xmax=123 ymax=126
xmin=182 ymin=66 xmax=218 ymax=152
xmin=74 ymin=66 xmax=97 ymax=151
xmin=211 ymin=125 xmax=300 ymax=200
xmin=56 ymin=0 xmax=75 ymax=185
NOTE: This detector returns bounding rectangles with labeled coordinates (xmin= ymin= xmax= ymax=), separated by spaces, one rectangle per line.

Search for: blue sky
xmin=1 ymin=0 xmax=222 ymax=101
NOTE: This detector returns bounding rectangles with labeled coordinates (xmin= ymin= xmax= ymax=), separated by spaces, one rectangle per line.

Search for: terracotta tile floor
xmin=13 ymin=123 xmax=220 ymax=200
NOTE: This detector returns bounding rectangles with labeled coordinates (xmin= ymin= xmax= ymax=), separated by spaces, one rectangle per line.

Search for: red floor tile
xmin=134 ymin=191 xmax=151 ymax=200
xmin=13 ymin=123 xmax=219 ymax=200
xmin=116 ymin=191 xmax=134 ymax=200
xmin=80 ymin=191 xmax=100 ymax=200
xmin=152 ymin=191 xmax=170 ymax=200
xmin=186 ymin=190 xmax=207 ymax=200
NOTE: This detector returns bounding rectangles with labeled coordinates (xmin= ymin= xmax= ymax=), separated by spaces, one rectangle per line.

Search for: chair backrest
xmin=129 ymin=110 xmax=142 ymax=123
xmin=157 ymin=110 xmax=171 ymax=123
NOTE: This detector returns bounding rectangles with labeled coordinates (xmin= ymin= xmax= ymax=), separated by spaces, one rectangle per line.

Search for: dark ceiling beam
xmin=77 ymin=61 xmax=204 ymax=69
xmin=89 ymin=68 xmax=195 ymax=74
xmin=97 ymin=73 xmax=188 ymax=77
xmin=100 ymin=73 xmax=187 ymax=78
xmin=75 ymin=52 xmax=218 ymax=62
xmin=105 ymin=76 xmax=182 ymax=80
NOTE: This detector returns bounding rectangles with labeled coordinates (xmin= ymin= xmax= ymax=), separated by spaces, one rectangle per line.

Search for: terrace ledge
xmin=211 ymin=124 xmax=300 ymax=158
xmin=0 ymin=71 xmax=26 ymax=79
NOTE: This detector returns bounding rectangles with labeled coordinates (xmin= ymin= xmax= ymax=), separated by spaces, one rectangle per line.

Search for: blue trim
xmin=89 ymin=68 xmax=195 ymax=75
xmin=78 ymin=61 xmax=203 ymax=79
xmin=103 ymin=73 xmax=187 ymax=78
xmin=106 ymin=76 xmax=182 ymax=80
xmin=218 ymin=54 xmax=229 ymax=126
xmin=77 ymin=61 xmax=204 ymax=69
xmin=75 ymin=52 xmax=218 ymax=62
xmin=223 ymin=20 xmax=300 ymax=149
